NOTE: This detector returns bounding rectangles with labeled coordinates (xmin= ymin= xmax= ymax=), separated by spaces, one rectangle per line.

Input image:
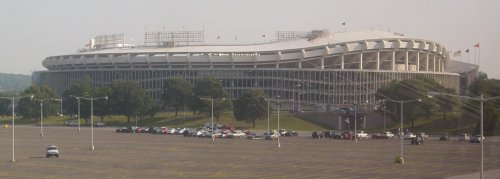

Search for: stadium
xmin=33 ymin=30 xmax=461 ymax=112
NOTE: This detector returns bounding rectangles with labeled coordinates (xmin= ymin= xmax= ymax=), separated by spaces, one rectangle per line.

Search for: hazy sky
xmin=1 ymin=0 xmax=499 ymax=78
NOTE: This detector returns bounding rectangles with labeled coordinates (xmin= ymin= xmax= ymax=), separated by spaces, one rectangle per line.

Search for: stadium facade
xmin=33 ymin=30 xmax=460 ymax=112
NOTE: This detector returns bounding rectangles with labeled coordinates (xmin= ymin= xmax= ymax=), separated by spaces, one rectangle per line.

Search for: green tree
xmin=192 ymin=78 xmax=231 ymax=122
xmin=17 ymin=85 xmax=59 ymax=121
xmin=62 ymin=77 xmax=93 ymax=124
xmin=233 ymin=89 xmax=269 ymax=128
xmin=108 ymin=80 xmax=152 ymax=123
xmin=468 ymin=78 xmax=500 ymax=136
xmin=161 ymin=78 xmax=193 ymax=117
xmin=376 ymin=76 xmax=451 ymax=127
xmin=92 ymin=86 xmax=111 ymax=123
xmin=0 ymin=91 xmax=16 ymax=116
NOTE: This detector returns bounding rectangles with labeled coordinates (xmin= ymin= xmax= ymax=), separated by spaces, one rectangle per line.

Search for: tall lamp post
xmin=0 ymin=95 xmax=33 ymax=162
xmin=353 ymin=103 xmax=358 ymax=142
xmin=53 ymin=98 xmax=63 ymax=116
xmin=385 ymin=98 xmax=421 ymax=164
xmin=71 ymin=95 xmax=108 ymax=150
xmin=200 ymin=97 xmax=226 ymax=142
xmin=34 ymin=98 xmax=57 ymax=137
xmin=258 ymin=96 xmax=271 ymax=133
xmin=428 ymin=92 xmax=500 ymax=179
xmin=276 ymin=95 xmax=281 ymax=148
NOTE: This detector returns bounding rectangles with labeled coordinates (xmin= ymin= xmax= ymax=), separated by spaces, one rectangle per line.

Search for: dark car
xmin=411 ymin=135 xmax=424 ymax=145
xmin=341 ymin=131 xmax=354 ymax=140
xmin=312 ymin=131 xmax=324 ymax=139
xmin=439 ymin=133 xmax=449 ymax=141
xmin=116 ymin=127 xmax=128 ymax=133
xmin=285 ymin=131 xmax=298 ymax=137
xmin=324 ymin=131 xmax=334 ymax=138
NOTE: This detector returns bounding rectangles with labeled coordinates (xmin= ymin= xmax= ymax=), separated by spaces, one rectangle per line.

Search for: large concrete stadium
xmin=33 ymin=30 xmax=460 ymax=112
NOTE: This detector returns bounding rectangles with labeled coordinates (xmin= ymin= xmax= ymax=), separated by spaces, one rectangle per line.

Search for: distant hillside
xmin=0 ymin=73 xmax=31 ymax=92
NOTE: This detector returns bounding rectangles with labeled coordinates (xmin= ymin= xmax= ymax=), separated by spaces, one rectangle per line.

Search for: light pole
xmin=385 ymin=98 xmax=422 ymax=164
xmin=354 ymin=103 xmax=357 ymax=142
xmin=0 ymin=95 xmax=33 ymax=162
xmin=258 ymin=95 xmax=271 ymax=133
xmin=383 ymin=105 xmax=386 ymax=132
xmin=200 ymin=97 xmax=226 ymax=142
xmin=298 ymin=92 xmax=302 ymax=113
xmin=276 ymin=95 xmax=281 ymax=148
xmin=71 ymin=96 xmax=82 ymax=131
xmin=53 ymin=98 xmax=63 ymax=116
xmin=33 ymin=98 xmax=52 ymax=137
xmin=72 ymin=95 xmax=108 ymax=150
xmin=428 ymin=92 xmax=500 ymax=179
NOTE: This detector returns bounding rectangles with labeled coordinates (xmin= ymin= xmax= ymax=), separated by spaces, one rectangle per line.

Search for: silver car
xmin=46 ymin=145 xmax=59 ymax=158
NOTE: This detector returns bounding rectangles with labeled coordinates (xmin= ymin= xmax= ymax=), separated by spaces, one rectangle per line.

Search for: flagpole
xmin=468 ymin=51 xmax=470 ymax=63
xmin=474 ymin=48 xmax=477 ymax=65
xmin=478 ymin=46 xmax=481 ymax=68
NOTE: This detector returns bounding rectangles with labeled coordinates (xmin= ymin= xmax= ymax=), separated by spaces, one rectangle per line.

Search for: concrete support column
xmin=231 ymin=53 xmax=235 ymax=69
xmin=187 ymin=53 xmax=192 ymax=68
xmin=438 ymin=58 xmax=441 ymax=72
xmin=209 ymin=53 xmax=213 ymax=69
xmin=376 ymin=51 xmax=380 ymax=70
xmin=165 ymin=53 xmax=171 ymax=68
xmin=416 ymin=52 xmax=420 ymax=71
xmin=405 ymin=51 xmax=409 ymax=71
xmin=392 ymin=51 xmax=396 ymax=71
xmin=433 ymin=55 xmax=436 ymax=72
xmin=127 ymin=54 xmax=133 ymax=68
xmin=359 ymin=53 xmax=363 ymax=70
xmin=253 ymin=53 xmax=258 ymax=69
xmin=341 ymin=55 xmax=345 ymax=69
xmin=321 ymin=57 xmax=325 ymax=69
xmin=276 ymin=51 xmax=282 ymax=68
xmin=426 ymin=53 xmax=429 ymax=72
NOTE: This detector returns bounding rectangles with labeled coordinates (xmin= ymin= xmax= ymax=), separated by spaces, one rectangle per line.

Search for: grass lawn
xmin=0 ymin=110 xmax=326 ymax=131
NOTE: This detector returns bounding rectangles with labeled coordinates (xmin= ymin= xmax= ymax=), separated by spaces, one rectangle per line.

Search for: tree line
xmin=2 ymin=73 xmax=498 ymax=132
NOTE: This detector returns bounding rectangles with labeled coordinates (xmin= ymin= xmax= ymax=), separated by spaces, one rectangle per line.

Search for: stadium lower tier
xmin=32 ymin=68 xmax=459 ymax=112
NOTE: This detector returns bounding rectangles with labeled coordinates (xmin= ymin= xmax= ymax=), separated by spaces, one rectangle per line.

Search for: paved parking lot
xmin=0 ymin=126 xmax=499 ymax=178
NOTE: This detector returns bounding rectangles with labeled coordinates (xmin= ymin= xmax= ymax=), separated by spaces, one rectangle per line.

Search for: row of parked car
xmin=312 ymin=130 xmax=392 ymax=140
xmin=64 ymin=120 xmax=106 ymax=127
xmin=439 ymin=133 xmax=485 ymax=143
xmin=114 ymin=122 xmax=301 ymax=141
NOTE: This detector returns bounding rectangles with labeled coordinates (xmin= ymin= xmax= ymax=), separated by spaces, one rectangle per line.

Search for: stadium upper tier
xmin=42 ymin=31 xmax=450 ymax=72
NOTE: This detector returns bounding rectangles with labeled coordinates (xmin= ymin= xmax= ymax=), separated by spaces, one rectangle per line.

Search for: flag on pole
xmin=453 ymin=50 xmax=461 ymax=57
xmin=474 ymin=43 xmax=480 ymax=48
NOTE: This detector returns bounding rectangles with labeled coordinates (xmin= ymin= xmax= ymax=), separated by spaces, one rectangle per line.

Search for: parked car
xmin=116 ymin=127 xmax=128 ymax=133
xmin=411 ymin=135 xmax=424 ymax=145
xmin=324 ymin=131 xmax=334 ymax=138
xmin=404 ymin=133 xmax=416 ymax=140
xmin=65 ymin=121 xmax=78 ymax=126
xmin=470 ymin=135 xmax=485 ymax=143
xmin=312 ymin=131 xmax=324 ymax=139
xmin=341 ymin=131 xmax=354 ymax=140
xmin=232 ymin=130 xmax=246 ymax=138
xmin=418 ymin=132 xmax=429 ymax=140
xmin=356 ymin=131 xmax=368 ymax=139
xmin=439 ymin=133 xmax=450 ymax=141
xmin=285 ymin=130 xmax=298 ymax=137
xmin=372 ymin=131 xmax=394 ymax=139
xmin=94 ymin=122 xmax=106 ymax=127
xmin=459 ymin=133 xmax=471 ymax=141
xmin=265 ymin=130 xmax=280 ymax=140
xmin=46 ymin=145 xmax=59 ymax=158
xmin=134 ymin=127 xmax=144 ymax=133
